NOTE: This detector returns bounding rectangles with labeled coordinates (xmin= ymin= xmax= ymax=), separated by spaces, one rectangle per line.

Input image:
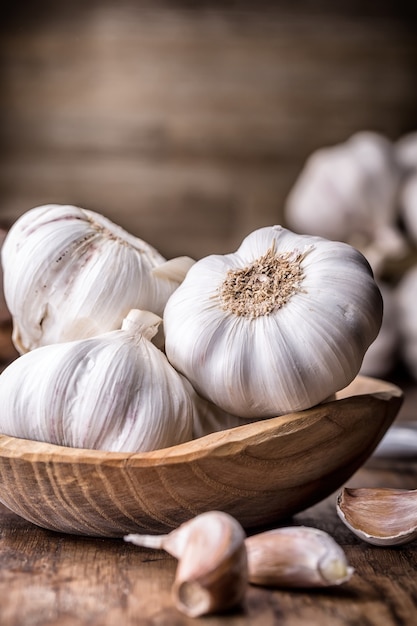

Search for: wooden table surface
xmin=0 ymin=386 xmax=416 ymax=626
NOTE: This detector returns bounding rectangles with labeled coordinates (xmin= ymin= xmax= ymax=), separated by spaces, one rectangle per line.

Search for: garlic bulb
xmin=164 ymin=225 xmax=383 ymax=418
xmin=1 ymin=204 xmax=194 ymax=353
xmin=0 ymin=309 xmax=194 ymax=452
xmin=285 ymin=131 xmax=405 ymax=275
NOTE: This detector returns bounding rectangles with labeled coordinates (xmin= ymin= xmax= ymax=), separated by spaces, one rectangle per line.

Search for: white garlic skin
xmin=0 ymin=309 xmax=194 ymax=452
xmin=1 ymin=204 xmax=185 ymax=353
xmin=164 ymin=225 xmax=383 ymax=419
xmin=285 ymin=131 xmax=405 ymax=275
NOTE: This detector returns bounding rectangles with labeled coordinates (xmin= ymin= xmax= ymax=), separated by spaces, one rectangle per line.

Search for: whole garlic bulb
xmin=285 ymin=131 xmax=405 ymax=275
xmin=0 ymin=309 xmax=194 ymax=452
xmin=1 ymin=204 xmax=194 ymax=353
xmin=164 ymin=225 xmax=383 ymax=419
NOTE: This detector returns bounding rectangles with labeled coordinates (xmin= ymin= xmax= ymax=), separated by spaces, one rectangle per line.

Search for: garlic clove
xmin=245 ymin=526 xmax=353 ymax=588
xmin=396 ymin=265 xmax=417 ymax=380
xmin=336 ymin=487 xmax=417 ymax=546
xmin=151 ymin=256 xmax=195 ymax=282
xmin=125 ymin=511 xmax=248 ymax=617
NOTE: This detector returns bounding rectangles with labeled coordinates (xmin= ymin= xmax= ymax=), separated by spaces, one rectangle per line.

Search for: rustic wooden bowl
xmin=0 ymin=375 xmax=403 ymax=538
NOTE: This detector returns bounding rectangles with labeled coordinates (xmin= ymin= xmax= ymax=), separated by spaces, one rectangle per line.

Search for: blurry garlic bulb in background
xmin=395 ymin=131 xmax=417 ymax=174
xmin=285 ymin=131 xmax=406 ymax=275
xmin=359 ymin=282 xmax=399 ymax=378
xmin=399 ymin=174 xmax=417 ymax=247
xmin=396 ymin=266 xmax=417 ymax=380
xmin=1 ymin=204 xmax=194 ymax=353
xmin=164 ymin=225 xmax=382 ymax=419
xmin=0 ymin=309 xmax=194 ymax=452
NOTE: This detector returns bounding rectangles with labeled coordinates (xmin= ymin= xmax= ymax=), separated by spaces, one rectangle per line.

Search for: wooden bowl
xmin=0 ymin=375 xmax=403 ymax=537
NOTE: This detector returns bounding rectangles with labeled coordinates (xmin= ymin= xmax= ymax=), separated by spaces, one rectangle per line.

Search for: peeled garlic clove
xmin=125 ymin=511 xmax=248 ymax=617
xmin=0 ymin=309 xmax=194 ymax=452
xmin=2 ymin=204 xmax=191 ymax=353
xmin=245 ymin=526 xmax=353 ymax=588
xmin=337 ymin=487 xmax=417 ymax=546
xmin=164 ymin=225 xmax=382 ymax=419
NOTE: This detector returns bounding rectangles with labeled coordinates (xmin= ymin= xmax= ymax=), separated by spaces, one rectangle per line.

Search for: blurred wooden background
xmin=1 ymin=0 xmax=416 ymax=260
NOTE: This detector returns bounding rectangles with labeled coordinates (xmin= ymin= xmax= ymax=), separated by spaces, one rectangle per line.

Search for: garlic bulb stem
xmin=125 ymin=511 xmax=248 ymax=617
xmin=245 ymin=526 xmax=353 ymax=588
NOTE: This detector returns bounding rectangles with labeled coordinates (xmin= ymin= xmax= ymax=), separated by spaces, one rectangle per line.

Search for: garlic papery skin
xmin=285 ymin=131 xmax=406 ymax=276
xmin=1 ymin=204 xmax=194 ymax=353
xmin=125 ymin=511 xmax=248 ymax=617
xmin=163 ymin=225 xmax=383 ymax=419
xmin=337 ymin=488 xmax=417 ymax=546
xmin=0 ymin=309 xmax=194 ymax=452
xmin=245 ymin=526 xmax=353 ymax=588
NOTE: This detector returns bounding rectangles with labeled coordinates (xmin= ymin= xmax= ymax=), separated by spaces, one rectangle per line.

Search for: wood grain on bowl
xmin=0 ymin=376 xmax=403 ymax=537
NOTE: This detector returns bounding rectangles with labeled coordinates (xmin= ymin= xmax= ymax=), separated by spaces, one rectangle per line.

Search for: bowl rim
xmin=0 ymin=375 xmax=403 ymax=466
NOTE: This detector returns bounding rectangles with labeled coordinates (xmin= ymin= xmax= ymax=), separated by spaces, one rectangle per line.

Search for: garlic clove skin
xmin=164 ymin=225 xmax=383 ymax=419
xmin=125 ymin=511 xmax=248 ymax=618
xmin=0 ymin=309 xmax=194 ymax=452
xmin=1 ymin=204 xmax=190 ymax=353
xmin=336 ymin=487 xmax=417 ymax=546
xmin=245 ymin=526 xmax=353 ymax=588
